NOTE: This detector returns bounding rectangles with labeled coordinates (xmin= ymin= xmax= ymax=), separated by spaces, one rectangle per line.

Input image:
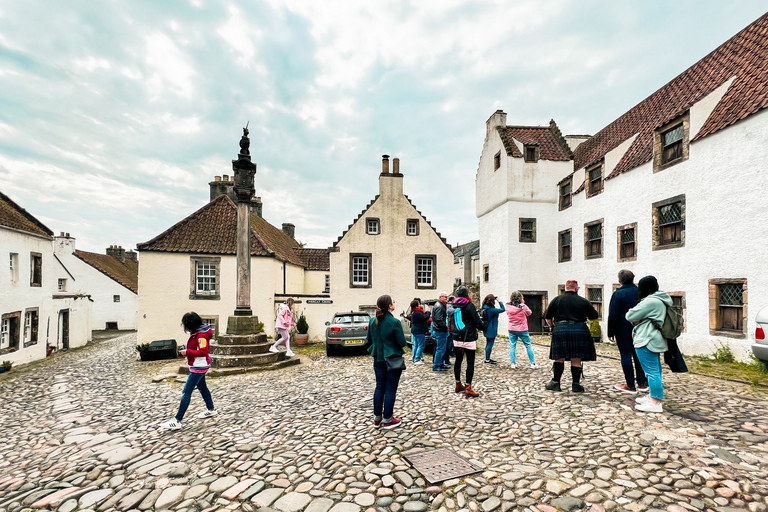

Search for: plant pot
xmin=0 ymin=367 xmax=6 ymax=373
xmin=295 ymin=334 xmax=309 ymax=346
xmin=592 ymin=336 xmax=601 ymax=344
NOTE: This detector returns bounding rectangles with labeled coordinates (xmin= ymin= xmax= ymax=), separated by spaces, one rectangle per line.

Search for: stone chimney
xmin=381 ymin=154 xmax=390 ymax=174
xmin=486 ymin=110 xmax=507 ymax=140
xmin=53 ymin=232 xmax=76 ymax=254
xmin=106 ymin=245 xmax=126 ymax=262
xmin=209 ymin=174 xmax=236 ymax=203
xmin=251 ymin=196 xmax=263 ymax=218
xmin=379 ymin=153 xmax=403 ymax=198
xmin=282 ymin=223 xmax=295 ymax=239
xmin=125 ymin=250 xmax=138 ymax=262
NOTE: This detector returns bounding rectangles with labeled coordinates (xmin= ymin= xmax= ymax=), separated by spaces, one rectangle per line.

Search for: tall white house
xmin=476 ymin=13 xmax=768 ymax=358
xmin=1 ymin=191 xmax=91 ymax=365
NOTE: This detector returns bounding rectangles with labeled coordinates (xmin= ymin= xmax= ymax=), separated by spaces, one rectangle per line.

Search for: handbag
xmin=663 ymin=338 xmax=688 ymax=373
xmin=385 ymin=355 xmax=406 ymax=371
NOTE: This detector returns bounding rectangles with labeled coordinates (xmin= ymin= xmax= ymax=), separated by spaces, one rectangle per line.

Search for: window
xmin=587 ymin=286 xmax=603 ymax=319
xmin=190 ymin=256 xmax=221 ymax=300
xmin=415 ymin=255 xmax=436 ymax=289
xmin=559 ymin=178 xmax=572 ymax=210
xmin=10 ymin=253 xmax=18 ymax=283
xmin=483 ymin=264 xmax=489 ymax=283
xmin=586 ymin=163 xmax=603 ymax=197
xmin=494 ymin=151 xmax=501 ymax=171
xmin=324 ymin=274 xmax=330 ymax=293
xmin=558 ymin=285 xmax=565 ymax=296
xmin=58 ymin=278 xmax=67 ymax=292
xmin=617 ymin=223 xmax=637 ymax=262
xmin=584 ymin=220 xmax=603 ymax=259
xmin=200 ymin=316 xmax=219 ymax=338
xmin=653 ymin=113 xmax=690 ymax=171
xmin=113 ymin=295 xmax=121 ymax=303
xmin=406 ymin=219 xmax=419 ymax=236
xmin=0 ymin=318 xmax=7 ymax=350
xmin=709 ymin=279 xmax=747 ymax=337
xmin=24 ymin=309 xmax=38 ymax=346
xmin=668 ymin=292 xmax=686 ymax=333
xmin=519 ymin=218 xmax=536 ymax=243
xmin=350 ymin=254 xmax=372 ymax=288
xmin=1 ymin=312 xmax=20 ymax=352
xmin=558 ymin=229 xmax=571 ymax=263
xmin=524 ymin=145 xmax=538 ymax=163
xmin=652 ymin=195 xmax=685 ymax=250
xmin=366 ymin=218 xmax=380 ymax=235
xmin=30 ymin=252 xmax=42 ymax=287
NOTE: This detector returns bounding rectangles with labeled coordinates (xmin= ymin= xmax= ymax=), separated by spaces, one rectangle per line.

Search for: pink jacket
xmin=505 ymin=303 xmax=531 ymax=332
xmin=275 ymin=303 xmax=295 ymax=329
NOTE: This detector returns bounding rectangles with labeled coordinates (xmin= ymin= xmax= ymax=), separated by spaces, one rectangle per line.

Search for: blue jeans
xmin=176 ymin=372 xmax=214 ymax=421
xmin=432 ymin=329 xmax=449 ymax=370
xmin=412 ymin=334 xmax=426 ymax=362
xmin=509 ymin=331 xmax=535 ymax=365
xmin=485 ymin=338 xmax=496 ymax=361
xmin=373 ymin=360 xmax=403 ymax=421
xmin=616 ymin=335 xmax=647 ymax=389
xmin=635 ymin=346 xmax=664 ymax=400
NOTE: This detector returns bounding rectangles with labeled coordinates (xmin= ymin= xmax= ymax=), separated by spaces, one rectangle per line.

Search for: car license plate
xmin=345 ymin=339 xmax=365 ymax=346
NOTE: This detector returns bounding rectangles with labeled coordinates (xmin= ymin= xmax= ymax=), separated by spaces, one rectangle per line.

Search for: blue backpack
xmin=448 ymin=308 xmax=466 ymax=337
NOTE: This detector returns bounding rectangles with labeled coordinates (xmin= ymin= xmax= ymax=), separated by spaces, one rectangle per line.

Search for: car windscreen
xmin=333 ymin=315 xmax=370 ymax=324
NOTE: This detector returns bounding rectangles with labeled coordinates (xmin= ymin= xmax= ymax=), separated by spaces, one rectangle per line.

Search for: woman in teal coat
xmin=367 ymin=294 xmax=407 ymax=429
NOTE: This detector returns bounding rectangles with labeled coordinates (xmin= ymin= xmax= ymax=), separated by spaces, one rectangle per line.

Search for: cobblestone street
xmin=2 ymin=332 xmax=768 ymax=512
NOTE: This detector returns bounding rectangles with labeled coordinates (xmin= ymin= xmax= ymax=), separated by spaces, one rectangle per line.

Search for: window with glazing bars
xmin=588 ymin=287 xmax=603 ymax=319
xmin=352 ymin=257 xmax=369 ymax=285
xmin=662 ymin=124 xmax=684 ymax=164
xmin=620 ymin=228 xmax=635 ymax=258
xmin=416 ymin=257 xmax=433 ymax=286
xmin=24 ymin=310 xmax=38 ymax=343
xmin=659 ymin=202 xmax=682 ymax=245
xmin=588 ymin=166 xmax=602 ymax=196
xmin=196 ymin=261 xmax=217 ymax=294
xmin=407 ymin=220 xmax=418 ymax=235
xmin=719 ymin=283 xmax=744 ymax=331
xmin=586 ymin=223 xmax=602 ymax=257
xmin=559 ymin=181 xmax=572 ymax=210
xmin=559 ymin=231 xmax=571 ymax=262
xmin=520 ymin=220 xmax=535 ymax=242
xmin=367 ymin=219 xmax=379 ymax=235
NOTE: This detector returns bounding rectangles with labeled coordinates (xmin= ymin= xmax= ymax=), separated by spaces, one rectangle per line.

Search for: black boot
xmin=571 ymin=366 xmax=584 ymax=393
xmin=545 ymin=379 xmax=562 ymax=392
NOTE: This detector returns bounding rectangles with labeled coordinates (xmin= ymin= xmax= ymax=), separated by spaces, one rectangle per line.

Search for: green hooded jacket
xmin=366 ymin=312 xmax=407 ymax=362
xmin=625 ymin=291 xmax=672 ymax=353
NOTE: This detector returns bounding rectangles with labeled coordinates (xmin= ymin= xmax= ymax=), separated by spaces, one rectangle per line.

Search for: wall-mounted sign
xmin=306 ymin=299 xmax=333 ymax=304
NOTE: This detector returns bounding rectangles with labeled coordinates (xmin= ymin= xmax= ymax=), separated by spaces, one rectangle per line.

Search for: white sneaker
xmin=197 ymin=409 xmax=218 ymax=419
xmin=161 ymin=418 xmax=182 ymax=430
xmin=285 ymin=350 xmax=295 ymax=357
xmin=269 ymin=345 xmax=279 ymax=353
xmin=635 ymin=400 xmax=663 ymax=413
xmin=414 ymin=360 xmax=425 ymax=366
xmin=510 ymin=363 xmax=516 ymax=369
xmin=530 ymin=363 xmax=539 ymax=369
xmin=636 ymin=395 xmax=651 ymax=404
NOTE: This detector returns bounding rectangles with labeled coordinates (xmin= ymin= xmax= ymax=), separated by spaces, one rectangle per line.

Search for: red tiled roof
xmin=75 ymin=250 xmax=139 ymax=293
xmin=498 ymin=120 xmax=573 ymax=162
xmin=137 ymin=194 xmax=307 ymax=267
xmin=294 ymin=248 xmax=330 ymax=271
xmin=0 ymin=191 xmax=53 ymax=239
xmin=574 ymin=12 xmax=768 ymax=178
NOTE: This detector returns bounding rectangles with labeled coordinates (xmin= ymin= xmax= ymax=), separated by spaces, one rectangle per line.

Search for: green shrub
xmin=135 ymin=343 xmax=149 ymax=353
xmin=296 ymin=314 xmax=309 ymax=334
xmin=749 ymin=354 xmax=768 ymax=373
xmin=713 ymin=343 xmax=736 ymax=363
xmin=589 ymin=320 xmax=602 ymax=337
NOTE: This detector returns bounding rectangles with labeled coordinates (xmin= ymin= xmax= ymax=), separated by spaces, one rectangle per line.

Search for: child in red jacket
xmin=161 ymin=312 xmax=217 ymax=430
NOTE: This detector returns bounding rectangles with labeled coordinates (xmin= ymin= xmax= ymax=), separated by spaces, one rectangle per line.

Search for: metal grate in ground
xmin=402 ymin=447 xmax=482 ymax=484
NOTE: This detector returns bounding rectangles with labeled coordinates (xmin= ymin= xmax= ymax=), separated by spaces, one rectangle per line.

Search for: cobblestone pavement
xmin=2 ymin=333 xmax=768 ymax=512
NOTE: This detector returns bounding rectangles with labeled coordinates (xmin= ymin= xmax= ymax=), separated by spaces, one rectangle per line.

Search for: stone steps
xmin=214 ymin=333 xmax=269 ymax=346
xmin=179 ymin=356 xmax=300 ymax=376
xmin=210 ymin=342 xmax=271 ymax=356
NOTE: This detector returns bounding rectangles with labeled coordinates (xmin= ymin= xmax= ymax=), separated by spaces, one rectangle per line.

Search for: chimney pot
xmin=393 ymin=158 xmax=400 ymax=174
xmin=223 ymin=174 xmax=229 ymax=181
xmin=65 ymin=233 xmax=69 ymax=238
xmin=60 ymin=231 xmax=64 ymax=237
xmin=382 ymin=154 xmax=390 ymax=174
xmin=215 ymin=176 xmax=221 ymax=182
xmin=282 ymin=223 xmax=296 ymax=239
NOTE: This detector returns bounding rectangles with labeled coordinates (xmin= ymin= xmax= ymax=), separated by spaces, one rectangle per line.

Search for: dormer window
xmin=524 ymin=145 xmax=538 ymax=163
xmin=654 ymin=112 xmax=690 ymax=172
xmin=559 ymin=178 xmax=572 ymax=210
xmin=366 ymin=218 xmax=380 ymax=235
xmin=586 ymin=163 xmax=603 ymax=197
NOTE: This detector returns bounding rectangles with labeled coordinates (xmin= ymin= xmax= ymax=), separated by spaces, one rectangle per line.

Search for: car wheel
xmin=326 ymin=344 xmax=337 ymax=357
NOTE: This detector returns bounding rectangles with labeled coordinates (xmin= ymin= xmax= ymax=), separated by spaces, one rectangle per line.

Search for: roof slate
xmin=137 ymin=194 xmax=311 ymax=267
xmin=574 ymin=12 xmax=768 ymax=178
xmin=0 ymin=191 xmax=53 ymax=239
xmin=294 ymin=248 xmax=330 ymax=271
xmin=75 ymin=250 xmax=139 ymax=293
xmin=498 ymin=120 xmax=572 ymax=162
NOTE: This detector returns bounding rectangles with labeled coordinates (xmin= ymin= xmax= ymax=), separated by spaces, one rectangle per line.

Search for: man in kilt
xmin=544 ymin=280 xmax=599 ymax=392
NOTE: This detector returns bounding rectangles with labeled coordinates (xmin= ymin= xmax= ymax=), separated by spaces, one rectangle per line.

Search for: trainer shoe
xmin=443 ymin=362 xmax=453 ymax=368
xmin=510 ymin=363 xmax=517 ymax=369
xmin=614 ymin=384 xmax=638 ymax=394
xmin=545 ymin=380 xmax=562 ymax=392
xmin=161 ymin=418 xmax=182 ymax=430
xmin=530 ymin=363 xmax=539 ymax=369
xmin=572 ymin=383 xmax=585 ymax=393
xmin=637 ymin=384 xmax=649 ymax=392
xmin=484 ymin=359 xmax=497 ymax=365
xmin=635 ymin=400 xmax=663 ymax=413
xmin=285 ymin=350 xmax=295 ymax=357
xmin=381 ymin=417 xmax=402 ymax=429
xmin=269 ymin=345 xmax=279 ymax=353
xmin=432 ymin=366 xmax=448 ymax=372
xmin=197 ymin=409 xmax=218 ymax=419
xmin=414 ymin=360 xmax=425 ymax=366
xmin=636 ymin=395 xmax=651 ymax=404
xmin=373 ymin=419 xmax=382 ymax=428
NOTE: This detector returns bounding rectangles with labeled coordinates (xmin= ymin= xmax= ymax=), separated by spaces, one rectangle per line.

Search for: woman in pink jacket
xmin=270 ymin=298 xmax=296 ymax=357
xmin=506 ymin=291 xmax=538 ymax=369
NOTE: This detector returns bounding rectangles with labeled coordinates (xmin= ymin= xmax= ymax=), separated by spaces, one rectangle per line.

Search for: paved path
xmin=2 ymin=333 xmax=768 ymax=512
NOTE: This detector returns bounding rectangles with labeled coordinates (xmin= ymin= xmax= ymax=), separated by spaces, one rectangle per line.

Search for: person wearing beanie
xmin=625 ymin=276 xmax=672 ymax=413
xmin=543 ymin=280 xmax=599 ymax=393
xmin=450 ymin=286 xmax=487 ymax=397
xmin=608 ymin=270 xmax=648 ymax=394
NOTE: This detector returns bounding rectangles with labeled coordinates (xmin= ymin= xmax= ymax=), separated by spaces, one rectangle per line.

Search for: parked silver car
xmin=325 ymin=311 xmax=371 ymax=356
xmin=752 ymin=306 xmax=768 ymax=363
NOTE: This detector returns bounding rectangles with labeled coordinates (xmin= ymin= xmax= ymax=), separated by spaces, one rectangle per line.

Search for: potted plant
xmin=1 ymin=360 xmax=12 ymax=373
xmin=589 ymin=319 xmax=602 ymax=343
xmin=295 ymin=313 xmax=309 ymax=346
xmin=136 ymin=343 xmax=150 ymax=361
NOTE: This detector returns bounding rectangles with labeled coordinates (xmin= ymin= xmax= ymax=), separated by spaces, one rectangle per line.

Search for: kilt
xmin=549 ymin=322 xmax=596 ymax=361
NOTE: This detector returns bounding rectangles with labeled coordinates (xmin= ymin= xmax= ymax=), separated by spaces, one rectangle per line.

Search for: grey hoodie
xmin=625 ymin=291 xmax=672 ymax=352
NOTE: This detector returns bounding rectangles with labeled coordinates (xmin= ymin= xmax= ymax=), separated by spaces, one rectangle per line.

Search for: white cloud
xmin=72 ymin=56 xmax=111 ymax=72
xmin=217 ymin=5 xmax=258 ymax=67
xmin=144 ymin=32 xmax=196 ymax=99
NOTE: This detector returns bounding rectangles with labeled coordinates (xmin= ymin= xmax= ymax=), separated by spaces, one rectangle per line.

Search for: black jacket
xmin=432 ymin=301 xmax=448 ymax=332
xmin=607 ymin=284 xmax=638 ymax=339
xmin=452 ymin=300 xmax=487 ymax=342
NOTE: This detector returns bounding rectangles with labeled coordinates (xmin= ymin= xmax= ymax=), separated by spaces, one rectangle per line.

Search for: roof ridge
xmin=137 ymin=194 xmax=234 ymax=250
xmin=0 ymin=190 xmax=54 ymax=238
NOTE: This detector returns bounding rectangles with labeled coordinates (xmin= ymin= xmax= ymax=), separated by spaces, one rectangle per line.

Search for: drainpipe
xmin=283 ymin=262 xmax=286 ymax=294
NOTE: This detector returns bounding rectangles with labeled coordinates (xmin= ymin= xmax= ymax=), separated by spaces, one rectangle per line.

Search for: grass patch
xmin=292 ymin=341 xmax=328 ymax=361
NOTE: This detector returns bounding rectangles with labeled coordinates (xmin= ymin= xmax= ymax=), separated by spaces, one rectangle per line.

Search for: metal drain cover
xmin=402 ymin=448 xmax=482 ymax=483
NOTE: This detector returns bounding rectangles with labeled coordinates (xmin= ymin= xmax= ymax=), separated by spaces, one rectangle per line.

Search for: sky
xmin=1 ymin=1 xmax=766 ymax=254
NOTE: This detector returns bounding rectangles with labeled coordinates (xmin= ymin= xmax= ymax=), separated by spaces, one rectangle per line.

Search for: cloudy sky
xmin=1 ymin=1 xmax=766 ymax=254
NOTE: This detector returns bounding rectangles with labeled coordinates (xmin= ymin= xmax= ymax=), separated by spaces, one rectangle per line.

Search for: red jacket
xmin=185 ymin=325 xmax=213 ymax=373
